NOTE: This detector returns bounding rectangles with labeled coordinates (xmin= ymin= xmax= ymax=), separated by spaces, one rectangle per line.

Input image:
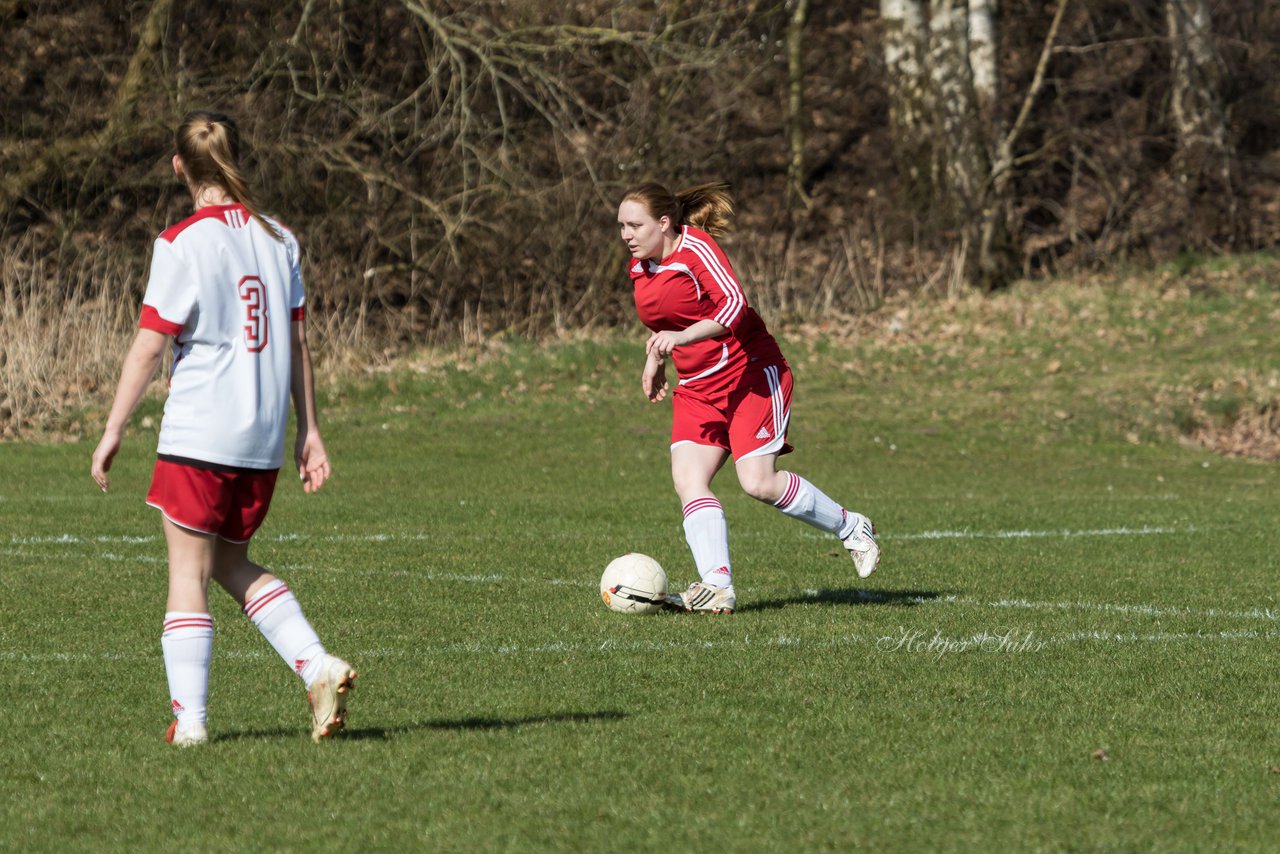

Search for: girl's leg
xmin=735 ymin=453 xmax=880 ymax=577
xmin=736 ymin=453 xmax=851 ymax=534
xmin=671 ymin=441 xmax=730 ymax=506
xmin=671 ymin=443 xmax=737 ymax=601
xmin=212 ymin=540 xmax=326 ymax=687
xmin=731 ymin=452 xmax=789 ymax=505
xmin=164 ymin=515 xmax=217 ymax=612
xmin=160 ymin=517 xmax=216 ymax=741
xmin=209 ymin=538 xmax=273 ymax=607
xmin=212 ymin=539 xmax=356 ymax=741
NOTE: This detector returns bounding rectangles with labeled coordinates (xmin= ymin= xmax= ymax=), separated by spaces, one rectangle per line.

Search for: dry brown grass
xmin=0 ymin=238 xmax=389 ymax=441
xmin=8 ymin=244 xmax=1279 ymax=467
xmin=1 ymin=236 xmax=139 ymax=440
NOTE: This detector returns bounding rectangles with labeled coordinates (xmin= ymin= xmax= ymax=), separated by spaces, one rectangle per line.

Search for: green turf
xmin=3 ymin=261 xmax=1280 ymax=852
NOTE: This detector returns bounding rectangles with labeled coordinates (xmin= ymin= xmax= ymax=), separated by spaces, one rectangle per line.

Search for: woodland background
xmin=1 ymin=0 xmax=1278 ymax=433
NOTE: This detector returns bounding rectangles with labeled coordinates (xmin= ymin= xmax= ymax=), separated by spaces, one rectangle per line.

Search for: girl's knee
xmin=672 ymin=470 xmax=714 ymax=501
xmin=737 ymin=471 xmax=778 ymax=503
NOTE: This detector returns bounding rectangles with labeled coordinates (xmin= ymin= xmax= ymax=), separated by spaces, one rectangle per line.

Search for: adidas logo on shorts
xmin=755 ymin=427 xmax=771 ymax=440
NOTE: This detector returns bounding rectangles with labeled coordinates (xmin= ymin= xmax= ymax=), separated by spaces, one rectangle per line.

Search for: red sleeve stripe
xmin=684 ymin=232 xmax=745 ymax=328
xmin=140 ymin=304 xmax=183 ymax=336
xmin=291 ymin=306 xmax=305 ymax=320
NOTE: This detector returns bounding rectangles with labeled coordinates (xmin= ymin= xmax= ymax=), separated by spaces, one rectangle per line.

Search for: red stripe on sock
xmin=163 ymin=617 xmax=213 ymax=633
xmin=244 ymin=584 xmax=291 ymax=619
xmin=682 ymin=498 xmax=722 ymax=517
xmin=774 ymin=472 xmax=801 ymax=508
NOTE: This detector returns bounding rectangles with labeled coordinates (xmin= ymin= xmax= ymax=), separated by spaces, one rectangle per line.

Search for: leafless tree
xmin=880 ymin=0 xmax=1068 ymax=288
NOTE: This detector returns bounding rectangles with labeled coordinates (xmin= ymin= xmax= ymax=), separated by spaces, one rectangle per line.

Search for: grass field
xmin=3 ymin=259 xmax=1280 ymax=851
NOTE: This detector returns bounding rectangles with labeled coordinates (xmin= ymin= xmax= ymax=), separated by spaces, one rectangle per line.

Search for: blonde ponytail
xmin=176 ymin=111 xmax=282 ymax=241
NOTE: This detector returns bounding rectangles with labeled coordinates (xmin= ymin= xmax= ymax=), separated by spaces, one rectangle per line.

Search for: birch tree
xmin=882 ymin=0 xmax=1067 ymax=288
xmin=880 ymin=0 xmax=928 ymax=193
xmin=968 ymin=0 xmax=998 ymax=125
xmin=926 ymin=0 xmax=988 ymax=228
xmin=1166 ymin=0 xmax=1234 ymax=236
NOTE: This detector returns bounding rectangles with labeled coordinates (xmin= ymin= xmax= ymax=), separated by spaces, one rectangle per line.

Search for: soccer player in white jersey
xmin=91 ymin=111 xmax=354 ymax=745
xmin=618 ymin=182 xmax=880 ymax=614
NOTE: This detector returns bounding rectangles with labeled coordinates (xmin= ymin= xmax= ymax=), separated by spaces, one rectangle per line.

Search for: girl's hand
xmin=642 ymin=355 xmax=669 ymax=403
xmin=646 ymin=330 xmax=688 ymax=359
xmin=295 ymin=432 xmax=332 ymax=494
xmin=90 ymin=430 xmax=122 ymax=492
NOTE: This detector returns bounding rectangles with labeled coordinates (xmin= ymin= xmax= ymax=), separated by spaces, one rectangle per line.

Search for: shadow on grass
xmin=215 ymin=709 xmax=628 ymax=743
xmin=743 ymin=587 xmax=950 ymax=613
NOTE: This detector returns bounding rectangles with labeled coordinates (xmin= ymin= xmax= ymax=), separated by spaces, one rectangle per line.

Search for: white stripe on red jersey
xmin=629 ymin=226 xmax=783 ymax=396
xmin=681 ymin=230 xmax=745 ymax=328
xmin=677 ymin=343 xmax=730 ymax=386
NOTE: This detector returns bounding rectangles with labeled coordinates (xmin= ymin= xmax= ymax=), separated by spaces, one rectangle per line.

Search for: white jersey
xmin=140 ymin=203 xmax=305 ymax=470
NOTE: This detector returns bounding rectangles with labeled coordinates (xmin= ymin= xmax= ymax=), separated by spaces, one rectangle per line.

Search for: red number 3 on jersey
xmin=238 ymin=275 xmax=268 ymax=352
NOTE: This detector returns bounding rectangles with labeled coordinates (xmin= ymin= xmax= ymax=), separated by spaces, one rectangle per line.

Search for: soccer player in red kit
xmin=91 ymin=111 xmax=354 ymax=745
xmin=618 ymin=182 xmax=880 ymax=613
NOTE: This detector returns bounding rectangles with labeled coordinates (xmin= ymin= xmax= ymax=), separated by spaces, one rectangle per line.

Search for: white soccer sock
xmin=682 ymin=497 xmax=733 ymax=588
xmin=243 ymin=580 xmax=327 ymax=689
xmin=773 ymin=472 xmax=859 ymax=538
xmin=161 ymin=612 xmax=213 ymax=728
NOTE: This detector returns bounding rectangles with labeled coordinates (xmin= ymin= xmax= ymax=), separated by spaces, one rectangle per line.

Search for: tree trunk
xmin=968 ymin=0 xmax=998 ymax=126
xmin=1166 ymin=0 xmax=1234 ymax=242
xmin=926 ymin=0 xmax=987 ymax=225
xmin=785 ymin=0 xmax=811 ymax=214
xmin=880 ymin=0 xmax=928 ymax=195
xmin=109 ymin=0 xmax=175 ymax=124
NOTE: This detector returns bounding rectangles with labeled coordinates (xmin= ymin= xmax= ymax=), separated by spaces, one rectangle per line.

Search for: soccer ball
xmin=600 ymin=553 xmax=668 ymax=614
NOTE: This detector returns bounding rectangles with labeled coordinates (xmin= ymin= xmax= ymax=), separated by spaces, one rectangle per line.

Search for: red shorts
xmin=671 ymin=362 xmax=794 ymax=461
xmin=146 ymin=458 xmax=279 ymax=543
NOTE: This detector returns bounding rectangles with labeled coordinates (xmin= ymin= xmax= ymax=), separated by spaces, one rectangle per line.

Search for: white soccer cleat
xmin=165 ymin=719 xmax=208 ymax=747
xmin=308 ymin=654 xmax=357 ymax=742
xmin=663 ymin=581 xmax=736 ymax=614
xmin=842 ymin=514 xmax=881 ymax=578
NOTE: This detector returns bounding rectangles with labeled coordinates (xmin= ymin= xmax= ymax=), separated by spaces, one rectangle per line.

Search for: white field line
xmin=12 ymin=542 xmax=1271 ymax=624
xmin=2 ymin=523 xmax=1195 ymax=570
xmin=4 ymin=627 xmax=1279 ymax=666
xmin=5 ymin=524 xmax=1194 ymax=549
xmin=879 ymin=525 xmax=1189 ymax=541
xmin=6 ymin=525 xmax=1276 ymax=625
xmin=0 ymin=495 xmax=90 ymax=503
xmin=975 ymin=596 xmax=1280 ymax=622
xmin=0 ymin=547 xmax=165 ymax=564
xmin=800 ymin=590 xmax=1280 ymax=623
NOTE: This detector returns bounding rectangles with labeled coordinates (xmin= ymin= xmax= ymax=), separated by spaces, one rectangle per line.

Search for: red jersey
xmin=630 ymin=226 xmax=784 ymax=396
